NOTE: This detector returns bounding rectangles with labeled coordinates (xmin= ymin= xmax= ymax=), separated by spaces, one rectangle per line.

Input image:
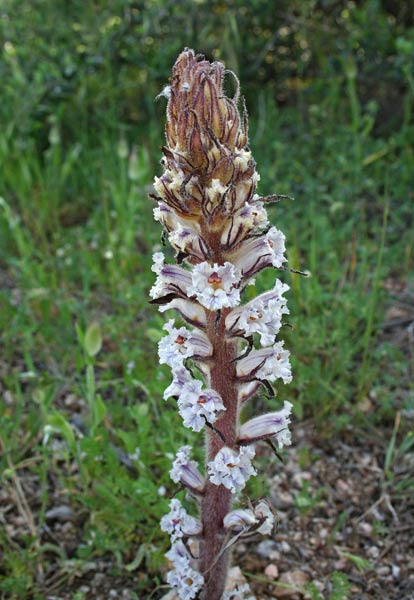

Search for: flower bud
xmin=223 ymin=509 xmax=257 ymax=531
xmin=238 ymin=401 xmax=293 ymax=447
xmin=170 ymin=446 xmax=205 ymax=493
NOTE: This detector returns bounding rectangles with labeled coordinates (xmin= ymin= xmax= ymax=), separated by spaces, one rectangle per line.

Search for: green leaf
xmin=84 ymin=322 xmax=102 ymax=357
xmin=47 ymin=412 xmax=76 ymax=452
xmin=125 ymin=545 xmax=146 ymax=572
xmin=94 ymin=394 xmax=106 ymax=427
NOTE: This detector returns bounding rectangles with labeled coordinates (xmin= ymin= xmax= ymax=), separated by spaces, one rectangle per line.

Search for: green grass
xmin=0 ymin=2 xmax=413 ymax=597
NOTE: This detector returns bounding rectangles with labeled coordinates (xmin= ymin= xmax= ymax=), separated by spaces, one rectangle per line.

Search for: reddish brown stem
xmin=199 ymin=310 xmax=239 ymax=599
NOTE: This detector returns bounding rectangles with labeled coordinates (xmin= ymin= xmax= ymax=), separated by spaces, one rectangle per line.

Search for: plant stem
xmin=199 ymin=311 xmax=238 ymax=598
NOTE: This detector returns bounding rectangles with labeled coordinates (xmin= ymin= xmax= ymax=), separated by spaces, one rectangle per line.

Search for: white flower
xmin=230 ymin=227 xmax=287 ymax=278
xmin=153 ymin=201 xmax=173 ymax=225
xmin=254 ymin=500 xmax=275 ymax=535
xmin=239 ymin=401 xmax=293 ymax=448
xmin=221 ymin=200 xmax=269 ymax=247
xmin=158 ymin=320 xmax=212 ymax=371
xmin=170 ymin=446 xmax=205 ymax=492
xmin=150 ymin=252 xmax=192 ymax=300
xmin=154 ymin=204 xmax=203 ymax=257
xmin=226 ymin=279 xmax=289 ymax=346
xmin=223 ymin=583 xmax=256 ymax=600
xmin=168 ymin=226 xmax=207 ymax=260
xmin=165 ymin=540 xmax=191 ymax=569
xmin=188 ymin=261 xmax=241 ymax=310
xmin=236 ymin=342 xmax=292 ymax=384
xmin=154 ymin=168 xmax=185 ymax=196
xmin=223 ymin=500 xmax=274 ymax=537
xmin=160 ymin=499 xmax=202 ymax=543
xmin=155 ymin=85 xmax=171 ymax=101
xmin=163 ymin=368 xmax=193 ymax=400
xmin=207 ymin=446 xmax=256 ymax=493
xmin=129 ymin=447 xmax=141 ymax=461
xmin=223 ymin=508 xmax=258 ymax=531
xmin=177 ymin=378 xmax=225 ymax=432
xmin=151 ymin=251 xmax=167 ymax=275
xmin=166 ymin=564 xmax=204 ymax=600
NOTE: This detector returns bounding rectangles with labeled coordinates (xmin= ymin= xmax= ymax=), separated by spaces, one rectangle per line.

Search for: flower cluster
xmin=161 ymin=499 xmax=204 ymax=599
xmin=152 ymin=49 xmax=294 ymax=599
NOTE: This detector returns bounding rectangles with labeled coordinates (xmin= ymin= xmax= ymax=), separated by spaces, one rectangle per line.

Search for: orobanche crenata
xmin=150 ymin=49 xmax=294 ymax=600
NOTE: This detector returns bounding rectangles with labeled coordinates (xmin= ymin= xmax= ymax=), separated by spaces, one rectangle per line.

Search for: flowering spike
xmin=152 ymin=48 xmax=295 ymax=599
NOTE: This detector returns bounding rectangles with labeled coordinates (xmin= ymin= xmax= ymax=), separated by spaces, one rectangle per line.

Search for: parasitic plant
xmin=151 ymin=49 xmax=294 ymax=600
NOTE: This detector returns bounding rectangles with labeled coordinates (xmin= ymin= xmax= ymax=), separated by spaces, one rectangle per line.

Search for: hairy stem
xmin=199 ymin=310 xmax=238 ymax=599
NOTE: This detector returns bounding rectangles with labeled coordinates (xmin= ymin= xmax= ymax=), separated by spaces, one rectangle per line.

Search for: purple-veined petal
xmin=226 ymin=279 xmax=289 ymax=346
xmin=150 ymin=252 xmax=192 ymax=300
xmin=170 ymin=446 xmax=205 ymax=492
xmin=177 ymin=378 xmax=225 ymax=432
xmin=229 ymin=227 xmax=287 ymax=279
xmin=238 ymin=401 xmax=293 ymax=447
xmin=159 ymin=297 xmax=207 ymax=328
xmin=207 ymin=445 xmax=256 ymax=493
xmin=236 ymin=342 xmax=291 ymax=384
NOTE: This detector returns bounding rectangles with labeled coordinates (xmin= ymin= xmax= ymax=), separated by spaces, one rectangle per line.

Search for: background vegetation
xmin=0 ymin=1 xmax=413 ymax=598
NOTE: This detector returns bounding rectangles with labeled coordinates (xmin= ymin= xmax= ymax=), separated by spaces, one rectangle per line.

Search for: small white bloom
xmin=236 ymin=342 xmax=292 ymax=384
xmin=177 ymin=378 xmax=225 ymax=432
xmin=168 ymin=226 xmax=208 ymax=261
xmin=239 ymin=401 xmax=293 ymax=447
xmin=252 ymin=172 xmax=260 ymax=185
xmin=170 ymin=446 xmax=205 ymax=492
xmin=221 ymin=201 xmax=269 ymax=247
xmin=158 ymin=320 xmax=212 ymax=371
xmin=150 ymin=252 xmax=192 ymax=300
xmin=129 ymin=447 xmax=141 ymax=461
xmin=153 ymin=202 xmax=171 ymax=224
xmin=223 ymin=500 xmax=274 ymax=537
xmin=223 ymin=508 xmax=258 ymax=531
xmin=126 ymin=360 xmax=135 ymax=374
xmin=154 ymin=169 xmax=185 ymax=196
xmin=226 ymin=279 xmax=289 ymax=346
xmin=158 ymin=485 xmax=167 ymax=496
xmin=165 ymin=540 xmax=191 ymax=569
xmin=160 ymin=499 xmax=202 ymax=543
xmin=163 ymin=368 xmax=193 ymax=400
xmin=166 ymin=564 xmax=204 ymax=600
xmin=188 ymin=262 xmax=241 ymax=310
xmin=230 ymin=227 xmax=287 ymax=278
xmin=154 ymin=203 xmax=203 ymax=244
xmin=207 ymin=446 xmax=256 ymax=493
xmin=254 ymin=500 xmax=275 ymax=535
xmin=156 ymin=85 xmax=171 ymax=100
xmin=151 ymin=251 xmax=166 ymax=274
